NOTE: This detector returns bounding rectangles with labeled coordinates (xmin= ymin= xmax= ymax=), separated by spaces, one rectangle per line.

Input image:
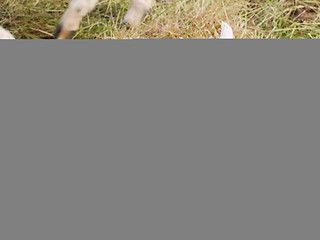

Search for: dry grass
xmin=1 ymin=0 xmax=320 ymax=39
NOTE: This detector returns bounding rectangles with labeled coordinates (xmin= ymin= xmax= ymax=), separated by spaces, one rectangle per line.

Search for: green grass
xmin=1 ymin=0 xmax=320 ymax=39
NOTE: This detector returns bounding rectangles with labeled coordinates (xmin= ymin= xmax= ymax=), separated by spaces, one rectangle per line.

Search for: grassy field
xmin=1 ymin=0 xmax=320 ymax=39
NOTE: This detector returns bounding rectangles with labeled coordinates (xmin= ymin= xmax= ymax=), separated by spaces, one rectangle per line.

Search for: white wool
xmin=220 ymin=22 xmax=234 ymax=39
xmin=0 ymin=26 xmax=15 ymax=39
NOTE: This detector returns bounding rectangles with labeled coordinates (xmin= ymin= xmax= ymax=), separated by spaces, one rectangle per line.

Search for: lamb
xmin=0 ymin=0 xmax=234 ymax=39
xmin=54 ymin=0 xmax=155 ymax=39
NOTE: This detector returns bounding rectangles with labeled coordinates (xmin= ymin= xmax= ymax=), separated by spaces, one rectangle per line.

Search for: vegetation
xmin=1 ymin=0 xmax=320 ymax=39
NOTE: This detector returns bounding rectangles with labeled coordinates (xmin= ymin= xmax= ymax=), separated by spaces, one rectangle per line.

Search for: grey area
xmin=0 ymin=40 xmax=319 ymax=240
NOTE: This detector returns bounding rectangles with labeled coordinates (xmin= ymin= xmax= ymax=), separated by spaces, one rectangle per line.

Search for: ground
xmin=1 ymin=0 xmax=320 ymax=39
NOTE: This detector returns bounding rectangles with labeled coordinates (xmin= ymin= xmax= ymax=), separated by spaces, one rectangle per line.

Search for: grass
xmin=1 ymin=0 xmax=320 ymax=39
